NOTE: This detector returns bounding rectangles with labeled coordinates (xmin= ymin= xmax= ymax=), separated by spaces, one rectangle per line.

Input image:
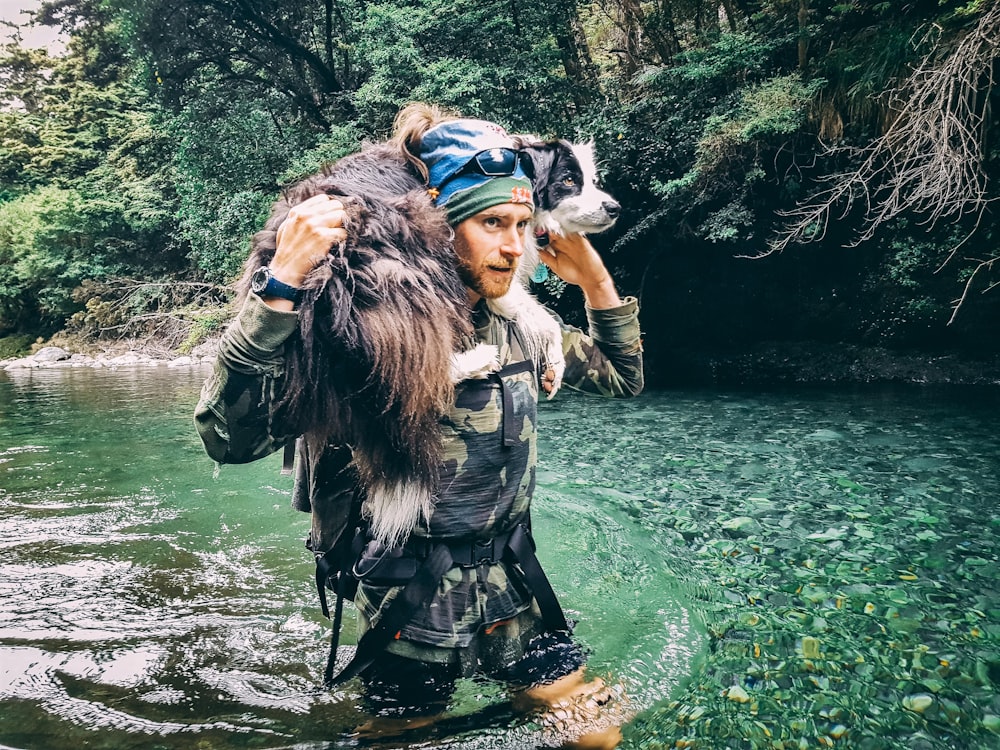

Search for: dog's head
xmin=519 ymin=139 xmax=620 ymax=236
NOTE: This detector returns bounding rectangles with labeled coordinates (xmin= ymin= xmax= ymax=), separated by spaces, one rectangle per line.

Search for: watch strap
xmin=253 ymin=266 xmax=302 ymax=303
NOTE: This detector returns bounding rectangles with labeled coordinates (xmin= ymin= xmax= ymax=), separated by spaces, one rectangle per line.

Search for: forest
xmin=1 ymin=0 xmax=998 ymax=386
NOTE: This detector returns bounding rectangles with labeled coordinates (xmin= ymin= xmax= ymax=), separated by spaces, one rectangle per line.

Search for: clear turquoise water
xmin=1 ymin=368 xmax=998 ymax=749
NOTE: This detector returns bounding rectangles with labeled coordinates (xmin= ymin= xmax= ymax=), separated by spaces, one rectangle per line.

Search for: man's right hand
xmin=264 ymin=195 xmax=349 ymax=310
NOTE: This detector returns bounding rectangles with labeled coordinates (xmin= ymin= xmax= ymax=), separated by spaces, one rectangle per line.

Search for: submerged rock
xmin=902 ymin=693 xmax=934 ymax=713
xmin=726 ymin=685 xmax=751 ymax=703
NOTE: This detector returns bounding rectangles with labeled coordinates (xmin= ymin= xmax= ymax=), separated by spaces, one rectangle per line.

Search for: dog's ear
xmin=520 ymin=143 xmax=559 ymax=209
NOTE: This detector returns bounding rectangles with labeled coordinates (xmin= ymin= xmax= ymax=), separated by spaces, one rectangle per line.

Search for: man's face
xmin=453 ymin=202 xmax=533 ymax=303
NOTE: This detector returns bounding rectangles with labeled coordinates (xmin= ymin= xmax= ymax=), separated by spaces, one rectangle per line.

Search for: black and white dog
xmin=486 ymin=139 xmax=621 ymax=397
xmin=520 ymin=138 xmax=621 ymax=237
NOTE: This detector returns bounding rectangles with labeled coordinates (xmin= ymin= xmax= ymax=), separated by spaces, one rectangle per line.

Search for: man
xmin=195 ymin=105 xmax=643 ymax=748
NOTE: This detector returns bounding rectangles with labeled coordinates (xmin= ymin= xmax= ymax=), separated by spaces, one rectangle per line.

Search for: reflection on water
xmin=0 ymin=367 xmax=698 ymax=749
xmin=3 ymin=369 xmax=998 ymax=749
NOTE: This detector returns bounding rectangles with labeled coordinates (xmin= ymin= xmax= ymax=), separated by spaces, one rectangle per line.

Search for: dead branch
xmin=767 ymin=3 xmax=1000 ymax=269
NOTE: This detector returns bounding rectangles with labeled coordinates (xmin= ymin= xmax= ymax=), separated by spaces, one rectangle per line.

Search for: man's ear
xmin=520 ymin=143 xmax=558 ymax=210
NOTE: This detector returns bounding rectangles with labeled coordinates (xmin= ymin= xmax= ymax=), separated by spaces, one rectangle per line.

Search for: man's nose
xmin=500 ymin=228 xmax=524 ymax=257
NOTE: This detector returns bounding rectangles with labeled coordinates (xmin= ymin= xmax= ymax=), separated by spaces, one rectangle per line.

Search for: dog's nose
xmin=602 ymin=201 xmax=621 ymax=219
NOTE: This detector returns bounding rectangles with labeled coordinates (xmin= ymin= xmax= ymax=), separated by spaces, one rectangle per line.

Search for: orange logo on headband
xmin=510 ymin=186 xmax=532 ymax=204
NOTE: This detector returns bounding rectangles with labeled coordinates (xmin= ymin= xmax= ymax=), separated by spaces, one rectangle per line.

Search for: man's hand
xmin=264 ymin=195 xmax=348 ymax=311
xmin=540 ymin=233 xmax=621 ymax=310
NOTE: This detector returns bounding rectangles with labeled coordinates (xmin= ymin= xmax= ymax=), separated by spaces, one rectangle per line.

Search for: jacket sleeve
xmin=559 ymin=295 xmax=644 ymax=398
xmin=194 ymin=293 xmax=300 ymax=464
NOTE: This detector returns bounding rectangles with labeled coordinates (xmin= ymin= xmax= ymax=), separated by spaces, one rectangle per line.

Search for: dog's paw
xmin=450 ymin=344 xmax=500 ymax=383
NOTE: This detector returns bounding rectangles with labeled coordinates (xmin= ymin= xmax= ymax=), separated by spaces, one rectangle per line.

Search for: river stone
xmin=721 ymin=516 xmax=760 ymax=537
xmin=168 ymin=356 xmax=194 ymax=368
xmin=3 ymin=357 xmax=33 ymax=370
xmin=33 ymin=346 xmax=70 ymax=362
xmin=902 ymin=693 xmax=934 ymax=712
xmin=726 ymin=685 xmax=751 ymax=703
xmin=107 ymin=353 xmax=142 ymax=366
xmin=191 ymin=340 xmax=219 ymax=358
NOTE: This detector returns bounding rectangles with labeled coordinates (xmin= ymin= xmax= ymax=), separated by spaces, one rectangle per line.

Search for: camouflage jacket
xmin=195 ymin=292 xmax=643 ymax=650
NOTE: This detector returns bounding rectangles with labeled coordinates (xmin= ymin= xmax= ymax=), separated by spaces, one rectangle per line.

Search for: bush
xmin=0 ymin=334 xmax=34 ymax=360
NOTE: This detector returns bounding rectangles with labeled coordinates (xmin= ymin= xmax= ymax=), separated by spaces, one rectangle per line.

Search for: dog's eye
xmin=562 ymin=177 xmax=575 ymax=187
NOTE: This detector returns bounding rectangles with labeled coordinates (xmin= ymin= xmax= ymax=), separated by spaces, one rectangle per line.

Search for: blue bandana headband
xmin=419 ymin=119 xmax=534 ymax=225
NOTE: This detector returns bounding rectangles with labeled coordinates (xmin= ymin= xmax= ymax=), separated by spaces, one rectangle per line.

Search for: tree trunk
xmin=324 ymin=0 xmax=334 ymax=70
xmin=798 ymin=0 xmax=809 ymax=70
xmin=720 ymin=0 xmax=739 ymax=32
xmin=549 ymin=0 xmax=599 ymax=106
xmin=619 ymin=0 xmax=678 ymax=66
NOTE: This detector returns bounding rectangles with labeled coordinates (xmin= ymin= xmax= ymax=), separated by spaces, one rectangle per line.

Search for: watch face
xmin=250 ymin=267 xmax=268 ymax=294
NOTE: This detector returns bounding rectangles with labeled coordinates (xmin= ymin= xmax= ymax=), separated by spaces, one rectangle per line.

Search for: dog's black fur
xmin=522 ymin=140 xmax=587 ymax=213
xmin=242 ymin=145 xmax=471 ymax=520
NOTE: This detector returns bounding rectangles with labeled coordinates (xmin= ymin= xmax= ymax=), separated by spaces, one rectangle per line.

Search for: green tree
xmin=0 ymin=7 xmax=184 ymax=334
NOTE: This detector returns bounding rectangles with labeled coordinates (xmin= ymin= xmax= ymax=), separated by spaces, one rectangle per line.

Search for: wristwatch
xmin=250 ymin=266 xmax=303 ymax=304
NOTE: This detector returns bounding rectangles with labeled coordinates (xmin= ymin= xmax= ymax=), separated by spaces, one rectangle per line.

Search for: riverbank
xmin=6 ymin=334 xmax=1000 ymax=386
xmin=1 ymin=340 xmax=218 ymax=371
xmin=651 ymin=341 xmax=1000 ymax=387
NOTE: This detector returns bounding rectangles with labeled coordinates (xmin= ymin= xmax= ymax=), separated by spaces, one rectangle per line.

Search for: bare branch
xmin=769 ymin=4 xmax=1000 ymax=260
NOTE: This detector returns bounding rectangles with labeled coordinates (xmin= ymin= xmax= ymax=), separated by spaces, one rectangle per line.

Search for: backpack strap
xmin=327 ymin=543 xmax=454 ymax=686
xmin=324 ymin=521 xmax=569 ymax=687
xmin=488 ymin=359 xmax=535 ymax=447
xmin=506 ymin=523 xmax=569 ymax=633
xmin=312 ymin=487 xmax=365 ymax=684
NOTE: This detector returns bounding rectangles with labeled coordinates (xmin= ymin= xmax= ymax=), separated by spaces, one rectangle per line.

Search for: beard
xmin=456 ymin=254 xmax=519 ymax=299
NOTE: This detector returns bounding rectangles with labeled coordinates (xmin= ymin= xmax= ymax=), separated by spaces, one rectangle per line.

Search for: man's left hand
xmin=540 ymin=233 xmax=621 ymax=310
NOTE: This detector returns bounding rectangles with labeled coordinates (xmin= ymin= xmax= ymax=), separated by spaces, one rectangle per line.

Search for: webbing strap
xmin=322 ymin=523 xmax=569 ymax=688
xmin=489 ymin=360 xmax=534 ymax=447
xmin=507 ymin=524 xmax=570 ymax=633
xmin=323 ymin=571 xmax=351 ymax=685
xmin=326 ymin=543 xmax=454 ymax=687
xmin=315 ymin=550 xmax=335 ymax=619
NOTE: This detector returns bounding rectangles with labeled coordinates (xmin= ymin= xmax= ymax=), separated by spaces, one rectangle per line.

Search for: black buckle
xmin=473 ymin=538 xmax=496 ymax=566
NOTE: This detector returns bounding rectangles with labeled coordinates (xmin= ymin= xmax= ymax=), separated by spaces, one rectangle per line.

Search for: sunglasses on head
xmin=449 ymin=147 xmax=526 ymax=180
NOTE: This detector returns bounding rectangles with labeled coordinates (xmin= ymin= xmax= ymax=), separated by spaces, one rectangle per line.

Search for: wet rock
xmin=902 ymin=693 xmax=934 ymax=713
xmin=191 ymin=340 xmax=219 ymax=359
xmin=726 ymin=685 xmax=751 ymax=703
xmin=721 ymin=516 xmax=760 ymax=538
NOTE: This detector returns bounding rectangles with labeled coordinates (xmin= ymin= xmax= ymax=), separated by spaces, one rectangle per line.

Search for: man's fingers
xmin=285 ymin=198 xmax=347 ymax=226
xmin=541 ymin=367 xmax=556 ymax=394
xmin=271 ymin=197 xmax=350 ymax=284
xmin=295 ymin=193 xmax=345 ymax=212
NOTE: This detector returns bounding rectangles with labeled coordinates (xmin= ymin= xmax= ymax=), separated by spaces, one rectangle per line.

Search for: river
xmin=1 ymin=366 xmax=997 ymax=749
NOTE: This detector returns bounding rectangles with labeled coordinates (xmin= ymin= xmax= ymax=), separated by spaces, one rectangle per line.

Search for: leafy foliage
xmin=1 ymin=0 xmax=998 ymax=366
xmin=0 ymin=186 xmax=116 ymax=331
